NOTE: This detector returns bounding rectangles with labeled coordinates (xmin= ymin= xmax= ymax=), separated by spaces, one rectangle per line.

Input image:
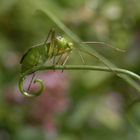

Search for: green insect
xmin=19 ymin=28 xmax=124 ymax=97
xmin=19 ymin=29 xmax=76 ymax=97
xmin=20 ymin=29 xmax=73 ymax=74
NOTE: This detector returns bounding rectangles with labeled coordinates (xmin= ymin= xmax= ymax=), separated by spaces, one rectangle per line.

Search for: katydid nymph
xmin=19 ymin=29 xmax=74 ymax=97
xmin=19 ymin=28 xmax=124 ymax=97
xmin=20 ymin=29 xmax=73 ymax=73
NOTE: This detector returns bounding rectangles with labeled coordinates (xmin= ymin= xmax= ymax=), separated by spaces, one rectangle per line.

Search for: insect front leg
xmin=60 ymin=52 xmax=71 ymax=72
xmin=77 ymin=50 xmax=86 ymax=65
xmin=79 ymin=48 xmax=118 ymax=76
xmin=56 ymin=53 xmax=63 ymax=65
xmin=61 ymin=53 xmax=71 ymax=65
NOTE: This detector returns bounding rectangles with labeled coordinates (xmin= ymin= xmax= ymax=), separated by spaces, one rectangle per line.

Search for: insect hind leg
xmin=27 ymin=73 xmax=36 ymax=92
xmin=44 ymin=28 xmax=56 ymax=45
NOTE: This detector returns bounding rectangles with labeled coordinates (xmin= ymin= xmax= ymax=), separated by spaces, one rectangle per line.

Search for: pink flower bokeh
xmin=6 ymin=71 xmax=71 ymax=136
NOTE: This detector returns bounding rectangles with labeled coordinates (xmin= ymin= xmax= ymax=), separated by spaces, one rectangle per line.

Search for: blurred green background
xmin=0 ymin=0 xmax=140 ymax=140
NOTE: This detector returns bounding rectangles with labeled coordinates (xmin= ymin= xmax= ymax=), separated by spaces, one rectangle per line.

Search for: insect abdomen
xmin=21 ymin=45 xmax=48 ymax=73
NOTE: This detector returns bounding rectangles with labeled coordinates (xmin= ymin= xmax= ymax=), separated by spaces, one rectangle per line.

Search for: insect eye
xmin=57 ymin=36 xmax=63 ymax=40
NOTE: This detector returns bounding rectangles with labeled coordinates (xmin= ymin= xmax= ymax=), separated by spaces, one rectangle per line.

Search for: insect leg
xmin=61 ymin=54 xmax=70 ymax=65
xmin=48 ymin=30 xmax=57 ymax=70
xmin=77 ymin=49 xmax=86 ymax=64
xmin=60 ymin=52 xmax=71 ymax=72
xmin=79 ymin=48 xmax=117 ymax=76
xmin=44 ymin=28 xmax=56 ymax=45
xmin=56 ymin=53 xmax=63 ymax=65
xmin=52 ymin=44 xmax=57 ymax=65
xmin=27 ymin=48 xmax=43 ymax=91
xmin=30 ymin=29 xmax=56 ymax=48
xmin=27 ymin=72 xmax=36 ymax=91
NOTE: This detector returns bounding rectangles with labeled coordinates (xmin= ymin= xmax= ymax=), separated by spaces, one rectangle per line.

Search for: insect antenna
xmin=77 ymin=47 xmax=118 ymax=76
xmin=81 ymin=41 xmax=125 ymax=52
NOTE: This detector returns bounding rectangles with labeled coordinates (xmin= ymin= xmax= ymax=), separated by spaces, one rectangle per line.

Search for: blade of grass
xmin=29 ymin=0 xmax=140 ymax=92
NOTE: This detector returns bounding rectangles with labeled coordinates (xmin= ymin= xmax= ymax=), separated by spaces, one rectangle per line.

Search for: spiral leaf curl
xmin=18 ymin=75 xmax=44 ymax=97
xmin=18 ymin=65 xmax=140 ymax=97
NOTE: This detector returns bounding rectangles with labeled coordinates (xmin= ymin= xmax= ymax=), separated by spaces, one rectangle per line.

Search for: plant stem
xmin=25 ymin=65 xmax=140 ymax=82
xmin=19 ymin=65 xmax=140 ymax=97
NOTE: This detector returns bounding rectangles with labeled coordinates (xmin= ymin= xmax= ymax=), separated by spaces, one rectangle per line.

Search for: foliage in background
xmin=0 ymin=0 xmax=140 ymax=140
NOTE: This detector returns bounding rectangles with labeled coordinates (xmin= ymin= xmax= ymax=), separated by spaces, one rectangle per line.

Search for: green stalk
xmin=19 ymin=65 xmax=140 ymax=97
